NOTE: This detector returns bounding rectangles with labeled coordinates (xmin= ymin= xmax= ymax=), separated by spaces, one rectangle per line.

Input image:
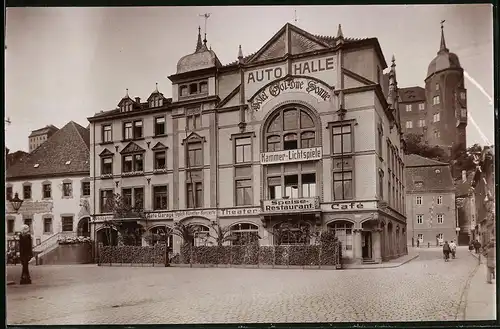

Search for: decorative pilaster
xmin=353 ymin=229 xmax=363 ymax=264
xmin=373 ymin=228 xmax=382 ymax=264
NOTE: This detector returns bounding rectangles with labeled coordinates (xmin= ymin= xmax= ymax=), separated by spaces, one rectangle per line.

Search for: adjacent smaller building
xmin=405 ymin=154 xmax=456 ymax=246
xmin=29 ymin=124 xmax=59 ymax=153
xmin=6 ymin=122 xmax=91 ymax=247
xmin=472 ymin=146 xmax=495 ymax=246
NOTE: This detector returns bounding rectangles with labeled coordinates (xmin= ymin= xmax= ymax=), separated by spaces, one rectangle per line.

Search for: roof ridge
xmin=405 ymin=154 xmax=449 ymax=167
xmin=70 ymin=121 xmax=90 ymax=151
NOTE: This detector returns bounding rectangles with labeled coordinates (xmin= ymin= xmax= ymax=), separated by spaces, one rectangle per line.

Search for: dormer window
xmin=461 ymin=108 xmax=467 ymax=117
xmin=180 ymin=86 xmax=188 ymax=97
xmin=121 ymin=102 xmax=133 ymax=112
xmin=150 ymin=97 xmax=164 ymax=108
xmin=200 ymin=82 xmax=208 ymax=94
xmin=460 ymin=91 xmax=466 ymax=101
xmin=179 ymin=80 xmax=209 ymax=98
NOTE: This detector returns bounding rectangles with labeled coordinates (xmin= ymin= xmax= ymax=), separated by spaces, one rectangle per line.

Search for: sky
xmin=5 ymin=5 xmax=494 ymax=152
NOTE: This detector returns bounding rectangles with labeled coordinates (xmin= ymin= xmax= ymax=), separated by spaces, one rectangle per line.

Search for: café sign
xmin=249 ymin=76 xmax=332 ymax=111
xmin=321 ymin=201 xmax=378 ymax=212
xmin=261 ymin=147 xmax=322 ymax=165
xmin=262 ymin=197 xmax=320 ymax=214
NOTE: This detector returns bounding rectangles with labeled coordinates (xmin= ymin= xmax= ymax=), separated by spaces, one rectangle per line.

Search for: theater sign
xmin=261 ymin=147 xmax=322 ymax=165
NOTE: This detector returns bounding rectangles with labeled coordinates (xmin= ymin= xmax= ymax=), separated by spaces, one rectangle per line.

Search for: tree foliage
xmin=403 ymin=133 xmax=447 ymax=161
xmin=450 ymin=143 xmax=483 ymax=176
xmin=101 ymin=193 xmax=146 ymax=246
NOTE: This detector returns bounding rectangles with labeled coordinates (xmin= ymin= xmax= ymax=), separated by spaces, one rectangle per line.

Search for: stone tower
xmin=424 ymin=22 xmax=468 ymax=156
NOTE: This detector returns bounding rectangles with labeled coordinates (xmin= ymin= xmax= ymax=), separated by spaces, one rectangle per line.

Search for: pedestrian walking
xmin=19 ymin=225 xmax=33 ymax=285
xmin=449 ymin=240 xmax=457 ymax=259
xmin=443 ymin=241 xmax=451 ymax=262
xmin=484 ymin=238 xmax=496 ymax=284
xmin=474 ymin=240 xmax=482 ymax=254
xmin=417 ymin=238 xmax=420 ymax=248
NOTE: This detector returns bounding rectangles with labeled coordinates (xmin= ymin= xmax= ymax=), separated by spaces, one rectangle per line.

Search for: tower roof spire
xmin=336 ymin=24 xmax=344 ymax=39
xmin=196 ymin=26 xmax=203 ymax=52
xmin=238 ymin=45 xmax=243 ymax=62
xmin=439 ymin=20 xmax=449 ymax=54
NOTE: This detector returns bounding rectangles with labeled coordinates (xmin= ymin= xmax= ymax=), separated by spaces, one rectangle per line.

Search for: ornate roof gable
xmin=248 ymin=23 xmax=329 ymax=64
xmin=99 ymin=148 xmax=114 ymax=157
xmin=120 ymin=142 xmax=145 ymax=154
xmin=151 ymin=142 xmax=167 ymax=151
xmin=181 ymin=132 xmax=206 ymax=145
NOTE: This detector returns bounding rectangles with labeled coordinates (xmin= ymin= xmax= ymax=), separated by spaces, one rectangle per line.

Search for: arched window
xmin=265 ymin=107 xmax=316 ymax=152
xmin=263 ymin=106 xmax=319 ymax=201
xmin=273 ymin=220 xmax=311 ymax=245
xmin=327 ymin=220 xmax=353 ymax=258
xmin=148 ymin=226 xmax=173 ymax=247
xmin=230 ymin=223 xmax=259 ymax=246
xmin=192 ymin=224 xmax=210 ymax=246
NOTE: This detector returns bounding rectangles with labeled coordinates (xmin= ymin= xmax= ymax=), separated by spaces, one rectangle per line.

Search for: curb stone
xmin=458 ymin=253 xmax=481 ymax=320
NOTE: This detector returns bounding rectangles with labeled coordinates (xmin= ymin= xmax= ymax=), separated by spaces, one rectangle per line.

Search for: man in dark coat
xmin=19 ymin=225 xmax=33 ymax=285
xmin=442 ymin=241 xmax=451 ymax=261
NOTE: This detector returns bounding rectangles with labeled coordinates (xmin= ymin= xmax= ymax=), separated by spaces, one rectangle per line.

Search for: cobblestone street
xmin=7 ymin=247 xmax=489 ymax=325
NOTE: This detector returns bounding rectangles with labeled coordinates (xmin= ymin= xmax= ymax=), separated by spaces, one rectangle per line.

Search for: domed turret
xmin=426 ymin=22 xmax=461 ymax=79
xmin=176 ymin=27 xmax=221 ymax=74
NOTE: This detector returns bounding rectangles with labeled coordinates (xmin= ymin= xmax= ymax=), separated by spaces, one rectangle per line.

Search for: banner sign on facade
xmin=262 ymin=197 xmax=320 ymax=213
xmin=219 ymin=207 xmax=260 ymax=217
xmin=261 ymin=147 xmax=322 ymax=165
xmin=321 ymin=201 xmax=378 ymax=212
xmin=249 ymin=76 xmax=332 ymax=111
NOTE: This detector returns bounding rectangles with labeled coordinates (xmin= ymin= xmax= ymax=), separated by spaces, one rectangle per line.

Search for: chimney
xmin=135 ymin=97 xmax=141 ymax=103
xmin=462 ymin=170 xmax=467 ymax=183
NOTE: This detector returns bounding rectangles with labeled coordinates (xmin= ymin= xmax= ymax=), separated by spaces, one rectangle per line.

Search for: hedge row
xmin=177 ymin=244 xmax=340 ymax=266
xmin=99 ymin=242 xmax=342 ymax=267
xmin=99 ymin=245 xmax=168 ymax=265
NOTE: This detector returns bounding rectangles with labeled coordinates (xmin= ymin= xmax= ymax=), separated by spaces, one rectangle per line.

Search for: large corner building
xmin=88 ymin=23 xmax=407 ymax=264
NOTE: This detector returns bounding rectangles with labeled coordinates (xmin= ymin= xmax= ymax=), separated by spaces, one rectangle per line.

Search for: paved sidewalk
xmin=344 ymin=250 xmax=419 ymax=269
xmin=464 ymin=251 xmax=496 ymax=320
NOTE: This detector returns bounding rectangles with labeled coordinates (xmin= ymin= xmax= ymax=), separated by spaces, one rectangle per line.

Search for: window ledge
xmin=234 ymin=162 xmax=253 ymax=167
xmin=122 ymin=171 xmax=144 ymax=177
xmin=331 ymin=153 xmax=354 ymax=158
xmin=153 ymin=169 xmax=168 ymax=174
xmin=152 ymin=134 xmax=168 ymax=139
xmin=100 ymin=141 xmax=114 ymax=146
xmin=42 ymin=197 xmax=53 ymax=201
xmin=62 ymin=196 xmax=74 ymax=199
xmin=100 ymin=174 xmax=114 ymax=180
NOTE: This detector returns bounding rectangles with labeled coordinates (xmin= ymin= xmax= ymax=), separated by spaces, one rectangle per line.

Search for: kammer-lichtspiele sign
xmin=260 ymin=147 xmax=322 ymax=165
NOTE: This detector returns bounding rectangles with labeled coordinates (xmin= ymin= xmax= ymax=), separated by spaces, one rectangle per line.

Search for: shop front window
xmin=327 ymin=220 xmax=353 ymax=258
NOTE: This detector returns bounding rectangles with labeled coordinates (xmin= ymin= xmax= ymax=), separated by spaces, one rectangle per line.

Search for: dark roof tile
xmin=405 ymin=155 xmax=454 ymax=192
xmin=405 ymin=154 xmax=448 ymax=167
xmin=6 ymin=121 xmax=90 ymax=180
xmin=399 ymin=86 xmax=426 ymax=103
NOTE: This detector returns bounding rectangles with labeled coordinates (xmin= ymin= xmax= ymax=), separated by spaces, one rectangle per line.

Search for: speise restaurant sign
xmin=262 ymin=197 xmax=320 ymax=213
xmin=249 ymin=77 xmax=332 ymax=111
xmin=261 ymin=147 xmax=322 ymax=165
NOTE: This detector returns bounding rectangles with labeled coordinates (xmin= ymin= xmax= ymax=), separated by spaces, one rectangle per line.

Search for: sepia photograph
xmin=5 ymin=4 xmax=496 ymax=325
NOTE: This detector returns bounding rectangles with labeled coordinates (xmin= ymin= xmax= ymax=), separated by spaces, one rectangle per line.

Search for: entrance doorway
xmin=362 ymin=231 xmax=372 ymax=259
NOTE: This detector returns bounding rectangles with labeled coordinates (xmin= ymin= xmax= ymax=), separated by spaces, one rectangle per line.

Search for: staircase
xmin=30 ymin=232 xmax=76 ymax=265
xmin=362 ymin=258 xmax=377 ymax=264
